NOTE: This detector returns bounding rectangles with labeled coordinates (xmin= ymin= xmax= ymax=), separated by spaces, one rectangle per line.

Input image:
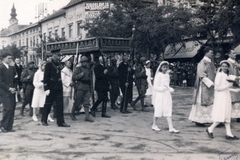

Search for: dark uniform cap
xmin=51 ymin=49 xmax=61 ymax=55
xmin=80 ymin=56 xmax=88 ymax=62
xmin=111 ymin=58 xmax=117 ymax=62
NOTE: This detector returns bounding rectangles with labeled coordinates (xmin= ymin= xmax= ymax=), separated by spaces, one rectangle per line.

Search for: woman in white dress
xmin=31 ymin=61 xmax=54 ymax=122
xmin=151 ymin=61 xmax=179 ymax=133
xmin=206 ymin=60 xmax=239 ymax=140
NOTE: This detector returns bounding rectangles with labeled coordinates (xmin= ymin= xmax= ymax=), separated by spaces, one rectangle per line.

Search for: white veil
xmin=151 ymin=61 xmax=169 ymax=106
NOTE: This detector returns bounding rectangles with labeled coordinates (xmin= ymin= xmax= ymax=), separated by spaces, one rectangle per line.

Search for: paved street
xmin=0 ymin=87 xmax=240 ymax=160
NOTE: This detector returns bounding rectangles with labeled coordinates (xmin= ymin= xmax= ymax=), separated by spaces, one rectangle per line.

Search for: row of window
xmin=18 ymin=36 xmax=39 ymax=47
xmin=44 ymin=22 xmax=82 ymax=40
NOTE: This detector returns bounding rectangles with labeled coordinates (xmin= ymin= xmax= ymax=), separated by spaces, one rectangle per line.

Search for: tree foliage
xmin=0 ymin=44 xmax=22 ymax=59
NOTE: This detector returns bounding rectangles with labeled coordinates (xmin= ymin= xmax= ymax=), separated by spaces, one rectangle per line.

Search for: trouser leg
xmin=55 ymin=91 xmax=65 ymax=125
xmin=41 ymin=91 xmax=54 ymax=123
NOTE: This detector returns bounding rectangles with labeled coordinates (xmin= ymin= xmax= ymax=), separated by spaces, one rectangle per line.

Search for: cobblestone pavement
xmin=0 ymin=87 xmax=240 ymax=160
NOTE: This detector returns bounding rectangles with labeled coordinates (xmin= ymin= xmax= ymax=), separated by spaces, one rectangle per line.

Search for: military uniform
xmin=71 ymin=56 xmax=93 ymax=122
xmin=20 ymin=61 xmax=36 ymax=116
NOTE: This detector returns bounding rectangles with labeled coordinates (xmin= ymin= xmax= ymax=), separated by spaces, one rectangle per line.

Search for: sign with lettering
xmin=85 ymin=2 xmax=110 ymax=11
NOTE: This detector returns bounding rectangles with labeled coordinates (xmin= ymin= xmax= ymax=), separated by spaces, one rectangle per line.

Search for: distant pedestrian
xmin=189 ymin=47 xmax=216 ymax=127
xmin=20 ymin=61 xmax=36 ymax=117
xmin=206 ymin=60 xmax=239 ymax=140
xmin=0 ymin=52 xmax=17 ymax=133
xmin=152 ymin=61 xmax=179 ymax=133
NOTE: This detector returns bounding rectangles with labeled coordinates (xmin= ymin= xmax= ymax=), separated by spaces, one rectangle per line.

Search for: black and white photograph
xmin=0 ymin=0 xmax=240 ymax=159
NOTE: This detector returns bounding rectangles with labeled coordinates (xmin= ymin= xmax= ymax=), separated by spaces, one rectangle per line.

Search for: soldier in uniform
xmin=20 ymin=61 xmax=36 ymax=116
xmin=71 ymin=56 xmax=94 ymax=122
xmin=131 ymin=57 xmax=149 ymax=112
xmin=107 ymin=58 xmax=120 ymax=110
xmin=41 ymin=50 xmax=70 ymax=127
xmin=91 ymin=56 xmax=111 ymax=118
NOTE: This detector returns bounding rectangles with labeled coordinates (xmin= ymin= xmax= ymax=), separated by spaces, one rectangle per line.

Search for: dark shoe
xmin=90 ymin=109 xmax=96 ymax=117
xmin=206 ymin=128 xmax=214 ymax=139
xmin=111 ymin=105 xmax=118 ymax=110
xmin=41 ymin=121 xmax=48 ymax=126
xmin=125 ymin=110 xmax=132 ymax=113
xmin=58 ymin=123 xmax=70 ymax=127
xmin=150 ymin=105 xmax=154 ymax=107
xmin=85 ymin=117 xmax=94 ymax=122
xmin=226 ymin=135 xmax=239 ymax=140
xmin=120 ymin=110 xmax=127 ymax=114
xmin=130 ymin=102 xmax=137 ymax=110
xmin=195 ymin=122 xmax=205 ymax=127
xmin=144 ymin=105 xmax=149 ymax=108
xmin=70 ymin=114 xmax=77 ymax=121
xmin=0 ymin=127 xmax=8 ymax=133
xmin=102 ymin=113 xmax=111 ymax=118
xmin=237 ymin=118 xmax=240 ymax=123
xmin=141 ymin=108 xmax=149 ymax=112
xmin=8 ymin=129 xmax=15 ymax=132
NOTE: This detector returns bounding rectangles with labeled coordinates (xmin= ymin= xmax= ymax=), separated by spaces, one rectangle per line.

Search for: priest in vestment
xmin=226 ymin=50 xmax=240 ymax=122
xmin=189 ymin=47 xmax=216 ymax=126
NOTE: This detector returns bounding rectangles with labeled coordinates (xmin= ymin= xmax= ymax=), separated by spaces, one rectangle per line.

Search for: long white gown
xmin=153 ymin=72 xmax=172 ymax=117
xmin=31 ymin=69 xmax=46 ymax=108
xmin=211 ymin=72 xmax=232 ymax=123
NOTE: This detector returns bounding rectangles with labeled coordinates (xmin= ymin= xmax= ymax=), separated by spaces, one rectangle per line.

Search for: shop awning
xmin=164 ymin=40 xmax=207 ymax=59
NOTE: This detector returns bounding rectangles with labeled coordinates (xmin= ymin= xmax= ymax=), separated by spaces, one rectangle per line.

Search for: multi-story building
xmin=9 ymin=22 xmax=41 ymax=64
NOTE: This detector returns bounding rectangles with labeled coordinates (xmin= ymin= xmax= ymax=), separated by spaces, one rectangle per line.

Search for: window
xmin=33 ymin=36 xmax=35 ymax=46
xmin=69 ymin=25 xmax=73 ymax=38
xmin=36 ymin=38 xmax=38 ymax=46
xmin=61 ymin=28 xmax=65 ymax=37
xmin=19 ymin=40 xmax=21 ymax=47
xmin=30 ymin=37 xmax=32 ymax=47
xmin=26 ymin=38 xmax=28 ymax=47
xmin=77 ymin=22 xmax=82 ymax=38
xmin=49 ymin=31 xmax=52 ymax=38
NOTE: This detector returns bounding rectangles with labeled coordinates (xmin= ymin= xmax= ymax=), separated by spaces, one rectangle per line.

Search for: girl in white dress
xmin=31 ymin=61 xmax=54 ymax=122
xmin=152 ymin=61 xmax=179 ymax=133
xmin=207 ymin=60 xmax=239 ymax=140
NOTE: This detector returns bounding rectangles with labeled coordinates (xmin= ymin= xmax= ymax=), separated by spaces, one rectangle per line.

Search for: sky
xmin=0 ymin=0 xmax=69 ymax=29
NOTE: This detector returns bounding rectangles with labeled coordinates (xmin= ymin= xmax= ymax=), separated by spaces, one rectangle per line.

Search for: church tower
xmin=9 ymin=4 xmax=18 ymax=26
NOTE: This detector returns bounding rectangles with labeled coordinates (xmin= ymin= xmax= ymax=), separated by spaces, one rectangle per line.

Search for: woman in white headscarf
xmin=31 ymin=61 xmax=54 ymax=122
xmin=151 ymin=61 xmax=179 ymax=133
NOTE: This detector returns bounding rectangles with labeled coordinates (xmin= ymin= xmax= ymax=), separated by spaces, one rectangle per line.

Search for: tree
xmin=83 ymin=0 xmax=193 ymax=59
xmin=0 ymin=44 xmax=22 ymax=59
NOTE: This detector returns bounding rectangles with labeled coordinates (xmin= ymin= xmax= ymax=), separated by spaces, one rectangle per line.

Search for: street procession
xmin=0 ymin=0 xmax=240 ymax=159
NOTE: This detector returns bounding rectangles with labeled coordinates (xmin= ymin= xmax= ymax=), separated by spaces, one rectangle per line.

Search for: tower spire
xmin=10 ymin=3 xmax=17 ymax=19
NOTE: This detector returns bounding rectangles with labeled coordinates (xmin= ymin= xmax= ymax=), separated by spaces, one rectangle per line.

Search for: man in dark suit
xmin=91 ymin=56 xmax=111 ymax=118
xmin=14 ymin=57 xmax=23 ymax=102
xmin=41 ymin=50 xmax=70 ymax=127
xmin=118 ymin=55 xmax=135 ymax=113
xmin=0 ymin=52 xmax=17 ymax=133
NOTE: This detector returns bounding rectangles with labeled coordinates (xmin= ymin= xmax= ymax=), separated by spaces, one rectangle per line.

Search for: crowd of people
xmin=0 ymin=48 xmax=240 ymax=141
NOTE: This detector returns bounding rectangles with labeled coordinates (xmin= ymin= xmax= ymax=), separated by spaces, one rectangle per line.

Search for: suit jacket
xmin=43 ymin=61 xmax=63 ymax=91
xmin=118 ymin=62 xmax=134 ymax=87
xmin=94 ymin=63 xmax=109 ymax=92
xmin=14 ymin=63 xmax=23 ymax=88
xmin=0 ymin=64 xmax=17 ymax=97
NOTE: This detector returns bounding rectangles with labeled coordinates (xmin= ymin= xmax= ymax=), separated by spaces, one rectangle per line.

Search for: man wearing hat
xmin=20 ymin=61 xmax=36 ymax=116
xmin=71 ymin=56 xmax=94 ymax=122
xmin=107 ymin=58 xmax=120 ymax=110
xmin=131 ymin=56 xmax=149 ymax=112
xmin=41 ymin=49 xmax=70 ymax=127
xmin=226 ymin=50 xmax=240 ymax=122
